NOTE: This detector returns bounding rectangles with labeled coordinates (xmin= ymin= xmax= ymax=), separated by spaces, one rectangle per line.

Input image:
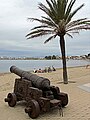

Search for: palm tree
xmin=26 ymin=0 xmax=90 ymax=84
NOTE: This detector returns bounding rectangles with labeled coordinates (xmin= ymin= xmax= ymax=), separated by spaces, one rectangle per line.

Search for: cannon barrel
xmin=10 ymin=66 xmax=50 ymax=90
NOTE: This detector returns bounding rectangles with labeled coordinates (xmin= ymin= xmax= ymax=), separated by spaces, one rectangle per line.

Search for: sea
xmin=0 ymin=59 xmax=89 ymax=73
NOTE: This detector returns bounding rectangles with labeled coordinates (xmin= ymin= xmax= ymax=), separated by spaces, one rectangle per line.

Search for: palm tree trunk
xmin=60 ymin=35 xmax=68 ymax=84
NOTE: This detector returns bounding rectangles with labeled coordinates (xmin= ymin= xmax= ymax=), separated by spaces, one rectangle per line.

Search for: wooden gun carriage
xmin=5 ymin=66 xmax=68 ymax=119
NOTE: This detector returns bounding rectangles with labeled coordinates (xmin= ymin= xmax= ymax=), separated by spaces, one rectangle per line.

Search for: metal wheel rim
xmin=28 ymin=100 xmax=40 ymax=119
xmin=8 ymin=93 xmax=17 ymax=107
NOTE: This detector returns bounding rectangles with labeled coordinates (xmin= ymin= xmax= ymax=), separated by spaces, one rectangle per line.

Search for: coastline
xmin=0 ymin=65 xmax=88 ymax=74
xmin=0 ymin=72 xmax=11 ymax=76
xmin=0 ymin=66 xmax=90 ymax=120
xmin=0 ymin=59 xmax=89 ymax=73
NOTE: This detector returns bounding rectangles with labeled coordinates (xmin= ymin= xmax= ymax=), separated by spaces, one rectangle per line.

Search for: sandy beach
xmin=0 ymin=66 xmax=90 ymax=120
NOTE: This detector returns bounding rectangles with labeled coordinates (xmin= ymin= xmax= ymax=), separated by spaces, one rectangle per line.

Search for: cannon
xmin=5 ymin=66 xmax=68 ymax=119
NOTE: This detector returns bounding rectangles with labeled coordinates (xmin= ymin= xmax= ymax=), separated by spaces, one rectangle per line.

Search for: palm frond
xmin=38 ymin=3 xmax=49 ymax=15
xmin=66 ymin=19 xmax=90 ymax=32
xmin=70 ymin=31 xmax=79 ymax=34
xmin=66 ymin=4 xmax=84 ymax=23
xmin=44 ymin=34 xmax=57 ymax=43
xmin=46 ymin=0 xmax=56 ymax=14
xmin=65 ymin=0 xmax=76 ymax=20
xmin=41 ymin=16 xmax=58 ymax=28
xmin=50 ymin=0 xmax=57 ymax=10
xmin=39 ymin=2 xmax=57 ymax=22
xmin=27 ymin=32 xmax=48 ymax=39
xmin=67 ymin=25 xmax=90 ymax=32
xmin=28 ymin=17 xmax=56 ymax=27
xmin=31 ymin=25 xmax=51 ymax=30
xmin=66 ymin=33 xmax=73 ymax=38
xmin=70 ymin=4 xmax=84 ymax=19
xmin=66 ymin=18 xmax=87 ymax=29
xmin=26 ymin=29 xmax=54 ymax=37
xmin=57 ymin=0 xmax=68 ymax=19
xmin=28 ymin=18 xmax=42 ymax=22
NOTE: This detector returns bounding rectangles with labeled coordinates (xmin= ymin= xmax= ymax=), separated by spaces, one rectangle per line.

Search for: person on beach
xmin=33 ymin=68 xmax=37 ymax=73
xmin=48 ymin=67 xmax=52 ymax=72
xmin=52 ymin=66 xmax=56 ymax=71
xmin=86 ymin=64 xmax=90 ymax=69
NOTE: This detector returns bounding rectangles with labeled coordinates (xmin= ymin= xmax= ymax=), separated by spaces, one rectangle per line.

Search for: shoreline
xmin=0 ymin=59 xmax=89 ymax=73
xmin=0 ymin=72 xmax=11 ymax=76
xmin=0 ymin=65 xmax=88 ymax=75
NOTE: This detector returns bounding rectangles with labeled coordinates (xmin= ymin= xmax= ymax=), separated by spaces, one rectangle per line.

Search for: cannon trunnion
xmin=5 ymin=66 xmax=68 ymax=119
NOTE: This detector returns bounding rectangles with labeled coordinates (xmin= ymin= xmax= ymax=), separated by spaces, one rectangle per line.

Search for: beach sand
xmin=0 ymin=66 xmax=90 ymax=120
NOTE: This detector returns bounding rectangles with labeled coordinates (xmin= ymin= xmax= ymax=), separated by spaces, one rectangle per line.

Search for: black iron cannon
xmin=5 ymin=66 xmax=68 ymax=119
xmin=10 ymin=66 xmax=50 ymax=90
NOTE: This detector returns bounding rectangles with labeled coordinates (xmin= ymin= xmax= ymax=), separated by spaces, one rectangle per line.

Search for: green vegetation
xmin=26 ymin=0 xmax=90 ymax=84
xmin=0 ymin=54 xmax=90 ymax=60
xmin=45 ymin=55 xmax=57 ymax=60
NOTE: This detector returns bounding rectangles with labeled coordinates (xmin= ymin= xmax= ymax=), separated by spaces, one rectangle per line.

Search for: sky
xmin=0 ymin=0 xmax=90 ymax=57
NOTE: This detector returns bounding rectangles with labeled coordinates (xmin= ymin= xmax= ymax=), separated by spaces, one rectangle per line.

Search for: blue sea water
xmin=0 ymin=59 xmax=89 ymax=73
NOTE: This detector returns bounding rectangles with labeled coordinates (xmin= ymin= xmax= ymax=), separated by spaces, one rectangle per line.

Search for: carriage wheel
xmin=58 ymin=92 xmax=68 ymax=107
xmin=25 ymin=100 xmax=40 ymax=119
xmin=5 ymin=93 xmax=17 ymax=107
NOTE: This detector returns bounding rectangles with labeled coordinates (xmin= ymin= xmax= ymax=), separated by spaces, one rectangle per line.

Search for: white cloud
xmin=0 ymin=0 xmax=90 ymax=57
